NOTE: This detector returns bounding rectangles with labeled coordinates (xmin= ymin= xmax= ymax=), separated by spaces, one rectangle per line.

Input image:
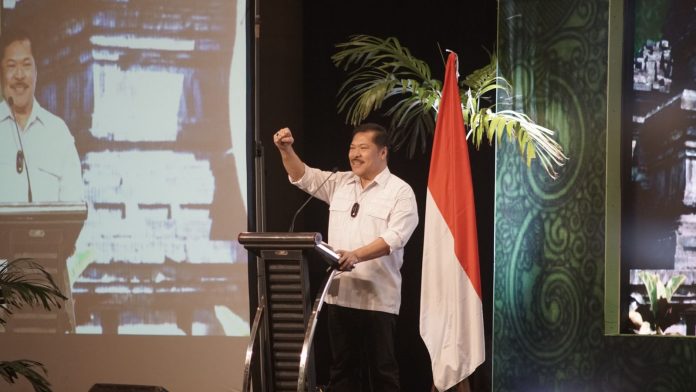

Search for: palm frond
xmin=0 ymin=360 xmax=52 ymax=392
xmin=333 ymin=35 xmax=440 ymax=134
xmin=333 ymin=35 xmax=568 ymax=178
xmin=382 ymin=80 xmax=439 ymax=156
xmin=385 ymin=94 xmax=437 ymax=156
xmin=333 ymin=35 xmax=432 ymax=81
xmin=461 ymin=54 xmax=500 ymax=91
xmin=0 ymin=258 xmax=67 ymax=325
xmin=336 ymin=69 xmax=396 ymax=125
xmin=494 ymin=110 xmax=568 ymax=178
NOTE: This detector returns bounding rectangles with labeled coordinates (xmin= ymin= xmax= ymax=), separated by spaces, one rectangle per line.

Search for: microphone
xmin=288 ymin=167 xmax=338 ymax=232
xmin=8 ymin=97 xmax=33 ymax=202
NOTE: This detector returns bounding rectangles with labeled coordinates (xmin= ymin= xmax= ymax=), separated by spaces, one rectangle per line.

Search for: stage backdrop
xmin=495 ymin=0 xmax=696 ymax=391
xmin=0 ymin=0 xmax=250 ymax=390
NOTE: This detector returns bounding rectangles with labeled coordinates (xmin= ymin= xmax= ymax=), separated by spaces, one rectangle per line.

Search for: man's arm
xmin=336 ymin=238 xmax=390 ymax=271
xmin=274 ymin=127 xmax=305 ymax=181
xmin=337 ymin=184 xmax=419 ymax=271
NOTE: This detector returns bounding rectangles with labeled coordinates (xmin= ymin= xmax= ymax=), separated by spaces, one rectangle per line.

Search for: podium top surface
xmin=238 ymin=232 xmax=339 ymax=267
xmin=238 ymin=232 xmax=323 ymax=249
xmin=0 ymin=202 xmax=88 ymax=222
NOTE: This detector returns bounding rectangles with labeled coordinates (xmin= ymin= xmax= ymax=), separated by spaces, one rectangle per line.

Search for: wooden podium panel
xmin=239 ymin=232 xmax=339 ymax=392
xmin=0 ymin=202 xmax=87 ymax=333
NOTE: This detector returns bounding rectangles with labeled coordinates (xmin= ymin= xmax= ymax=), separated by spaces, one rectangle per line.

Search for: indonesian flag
xmin=419 ymin=51 xmax=485 ymax=391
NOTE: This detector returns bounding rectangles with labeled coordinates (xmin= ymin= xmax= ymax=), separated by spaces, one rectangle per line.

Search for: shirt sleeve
xmin=379 ymin=185 xmax=419 ymax=252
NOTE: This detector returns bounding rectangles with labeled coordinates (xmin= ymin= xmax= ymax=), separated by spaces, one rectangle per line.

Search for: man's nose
xmin=14 ymin=67 xmax=25 ymax=79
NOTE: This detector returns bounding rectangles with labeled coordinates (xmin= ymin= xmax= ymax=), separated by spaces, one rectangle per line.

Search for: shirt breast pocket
xmin=0 ymin=153 xmax=15 ymax=169
xmin=329 ymin=197 xmax=353 ymax=214
xmin=363 ymin=200 xmax=391 ymax=221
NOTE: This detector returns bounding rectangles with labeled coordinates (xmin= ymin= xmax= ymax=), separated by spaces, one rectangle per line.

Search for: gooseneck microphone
xmin=288 ymin=167 xmax=338 ymax=232
xmin=8 ymin=97 xmax=33 ymax=202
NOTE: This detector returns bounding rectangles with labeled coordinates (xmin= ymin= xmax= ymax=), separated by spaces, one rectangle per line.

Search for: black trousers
xmin=326 ymin=304 xmax=399 ymax=392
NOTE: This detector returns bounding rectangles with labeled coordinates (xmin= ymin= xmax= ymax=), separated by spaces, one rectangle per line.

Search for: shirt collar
xmin=348 ymin=166 xmax=391 ymax=187
xmin=0 ymin=99 xmax=12 ymax=122
xmin=0 ymin=98 xmax=45 ymax=128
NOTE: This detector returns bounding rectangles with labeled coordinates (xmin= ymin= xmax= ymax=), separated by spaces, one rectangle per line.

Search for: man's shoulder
xmin=35 ymin=103 xmax=68 ymax=127
xmin=34 ymin=103 xmax=72 ymax=139
xmin=0 ymin=100 xmax=11 ymax=119
xmin=384 ymin=170 xmax=415 ymax=193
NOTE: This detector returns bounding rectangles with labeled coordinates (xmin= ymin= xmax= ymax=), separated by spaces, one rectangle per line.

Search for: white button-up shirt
xmin=292 ymin=164 xmax=418 ymax=314
xmin=0 ymin=99 xmax=83 ymax=202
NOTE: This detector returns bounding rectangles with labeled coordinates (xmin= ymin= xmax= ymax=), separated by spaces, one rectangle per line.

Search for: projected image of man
xmin=0 ymin=28 xmax=83 ymax=202
xmin=274 ymin=123 xmax=419 ymax=391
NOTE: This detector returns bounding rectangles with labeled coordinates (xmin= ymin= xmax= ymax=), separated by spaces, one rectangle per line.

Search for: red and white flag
xmin=419 ymin=51 xmax=485 ymax=391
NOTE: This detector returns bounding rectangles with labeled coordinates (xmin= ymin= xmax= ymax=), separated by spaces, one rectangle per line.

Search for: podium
xmin=238 ymin=232 xmax=338 ymax=392
xmin=0 ymin=202 xmax=87 ymax=333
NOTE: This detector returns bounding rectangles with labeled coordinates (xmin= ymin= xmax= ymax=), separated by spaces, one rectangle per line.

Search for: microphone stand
xmin=288 ymin=167 xmax=338 ymax=232
xmin=8 ymin=97 xmax=33 ymax=202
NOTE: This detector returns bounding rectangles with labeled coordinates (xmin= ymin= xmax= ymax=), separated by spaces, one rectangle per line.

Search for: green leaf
xmin=462 ymin=55 xmax=497 ymax=91
xmin=0 ymin=258 xmax=67 ymax=325
xmin=483 ymin=110 xmax=494 ymax=144
xmin=0 ymin=360 xmax=52 ymax=392
xmin=493 ymin=115 xmax=504 ymax=145
xmin=665 ymin=274 xmax=686 ymax=302
xmin=656 ymin=279 xmax=667 ymax=301
xmin=639 ymin=271 xmax=659 ymax=313
xmin=477 ymin=82 xmax=510 ymax=99
xmin=504 ymin=118 xmax=514 ymax=140
xmin=526 ymin=141 xmax=537 ymax=166
xmin=471 ymin=112 xmax=481 ymax=148
xmin=517 ymin=129 xmax=528 ymax=155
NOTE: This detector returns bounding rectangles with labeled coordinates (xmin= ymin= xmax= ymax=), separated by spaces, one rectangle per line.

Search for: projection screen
xmin=0 ymin=0 xmax=249 ymax=337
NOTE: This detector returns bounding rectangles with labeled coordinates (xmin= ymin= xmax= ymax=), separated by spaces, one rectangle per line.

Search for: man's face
xmin=1 ymin=39 xmax=36 ymax=113
xmin=349 ymin=130 xmax=387 ymax=180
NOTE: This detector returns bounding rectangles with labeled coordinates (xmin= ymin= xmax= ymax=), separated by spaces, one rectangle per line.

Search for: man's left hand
xmin=336 ymin=250 xmax=360 ymax=271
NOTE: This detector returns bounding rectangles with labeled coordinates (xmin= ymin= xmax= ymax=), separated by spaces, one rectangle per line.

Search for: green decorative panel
xmin=495 ymin=0 xmax=696 ymax=390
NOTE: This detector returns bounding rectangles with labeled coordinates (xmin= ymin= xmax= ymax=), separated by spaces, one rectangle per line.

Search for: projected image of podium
xmin=0 ymin=202 xmax=87 ymax=333
xmin=239 ymin=232 xmax=338 ymax=392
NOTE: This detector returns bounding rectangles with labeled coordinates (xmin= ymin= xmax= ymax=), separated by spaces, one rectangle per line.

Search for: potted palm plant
xmin=332 ymin=35 xmax=568 ymax=178
xmin=1 ymin=258 xmax=67 ymax=392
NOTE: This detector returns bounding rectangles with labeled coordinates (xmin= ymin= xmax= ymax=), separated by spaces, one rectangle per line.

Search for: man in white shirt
xmin=0 ymin=28 xmax=83 ymax=202
xmin=274 ymin=123 xmax=418 ymax=391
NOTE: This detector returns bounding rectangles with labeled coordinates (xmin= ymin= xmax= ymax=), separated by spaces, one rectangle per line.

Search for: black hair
xmin=352 ymin=123 xmax=389 ymax=150
xmin=0 ymin=28 xmax=35 ymax=62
